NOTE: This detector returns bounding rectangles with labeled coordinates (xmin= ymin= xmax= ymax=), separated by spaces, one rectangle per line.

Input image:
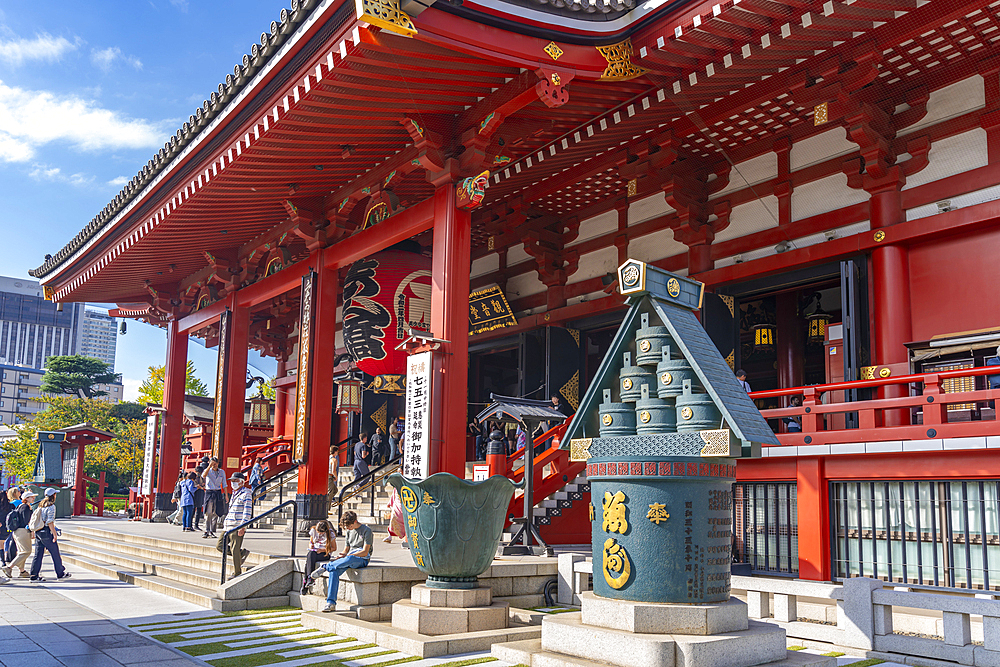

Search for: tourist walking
xmin=382 ymin=487 xmax=406 ymax=547
xmin=316 ymin=511 xmax=373 ymax=613
xmin=180 ymin=472 xmax=198 ymax=532
xmin=167 ymin=470 xmax=185 ymax=525
xmin=388 ymin=415 xmax=404 ymax=460
xmin=250 ymin=456 xmax=268 ymax=501
xmin=4 ymin=489 xmax=34 ymax=579
xmin=202 ymin=457 xmax=226 ymax=538
xmin=29 ymin=488 xmax=70 ymax=582
xmin=736 ymin=368 xmax=752 ymax=393
xmin=0 ymin=489 xmax=11 ymax=583
xmin=300 ymin=520 xmax=336 ymax=595
xmin=216 ymin=472 xmax=253 ymax=577
xmin=353 ymin=433 xmax=370 ymax=480
xmin=193 ymin=459 xmax=207 ymax=531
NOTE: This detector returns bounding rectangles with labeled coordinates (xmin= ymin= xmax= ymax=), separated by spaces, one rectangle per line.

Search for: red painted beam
xmin=321 ymin=197 xmax=435 ymax=270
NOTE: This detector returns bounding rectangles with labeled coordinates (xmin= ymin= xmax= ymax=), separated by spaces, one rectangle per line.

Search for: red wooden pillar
xmin=688 ymin=242 xmax=713 ymax=276
xmin=776 ymin=292 xmax=804 ymax=405
xmin=73 ymin=441 xmax=86 ymax=515
xmin=870 ymin=186 xmax=911 ymax=426
xmin=155 ymin=320 xmax=188 ymax=519
xmin=430 ymin=182 xmax=472 ymax=477
xmin=796 ymin=457 xmax=831 ymax=581
xmin=274 ymin=359 xmax=288 ymax=439
xmin=296 ymin=264 xmax=338 ymax=523
xmin=222 ymin=306 xmax=250 ymax=476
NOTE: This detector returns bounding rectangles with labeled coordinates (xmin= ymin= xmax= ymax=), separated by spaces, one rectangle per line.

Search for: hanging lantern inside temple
xmin=335 ymin=377 xmax=364 ymax=414
xmin=752 ymin=323 xmax=776 ymax=352
xmin=807 ymin=309 xmax=832 ymax=344
xmin=248 ymin=394 xmax=271 ymax=427
xmin=342 ymin=247 xmax=432 ymax=382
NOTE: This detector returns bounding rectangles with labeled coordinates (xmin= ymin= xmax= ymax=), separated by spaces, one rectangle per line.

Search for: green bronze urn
xmin=387 ymin=472 xmax=519 ymax=589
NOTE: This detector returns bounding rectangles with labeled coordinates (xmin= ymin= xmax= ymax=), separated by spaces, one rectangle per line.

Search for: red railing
xmin=498 ymin=419 xmax=586 ymax=519
xmin=83 ymin=472 xmax=107 ymax=516
xmin=751 ymin=365 xmax=1000 ymax=447
xmin=240 ymin=437 xmax=294 ymax=480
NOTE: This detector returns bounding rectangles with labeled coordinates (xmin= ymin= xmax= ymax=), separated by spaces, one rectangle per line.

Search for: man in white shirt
xmin=202 ymin=457 xmax=227 ymax=538
xmin=736 ymin=369 xmax=752 ymax=393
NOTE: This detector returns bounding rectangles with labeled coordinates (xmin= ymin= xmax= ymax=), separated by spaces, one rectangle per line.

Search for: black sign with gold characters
xmin=468 ymin=286 xmax=517 ymax=335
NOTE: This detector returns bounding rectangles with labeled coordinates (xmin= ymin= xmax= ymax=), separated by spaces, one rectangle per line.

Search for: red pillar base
xmin=796 ymin=457 xmax=831 ymax=581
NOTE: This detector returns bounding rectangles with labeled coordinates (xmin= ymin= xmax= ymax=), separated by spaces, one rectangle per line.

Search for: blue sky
xmin=0 ymin=0 xmax=282 ymax=398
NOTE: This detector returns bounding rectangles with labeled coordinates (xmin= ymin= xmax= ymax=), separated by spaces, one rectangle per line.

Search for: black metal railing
xmin=334 ymin=455 xmax=401 ymax=535
xmin=220 ymin=499 xmax=297 ymax=584
xmin=251 ymin=464 xmax=300 ymax=510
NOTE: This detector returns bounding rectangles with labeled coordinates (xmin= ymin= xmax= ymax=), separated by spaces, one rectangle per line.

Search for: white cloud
xmin=0 ymin=33 xmax=77 ymax=66
xmin=107 ymin=175 xmax=129 ymax=187
xmin=0 ymin=80 xmax=170 ymax=163
xmin=170 ymin=0 xmax=190 ymax=11
xmin=28 ymin=164 xmax=95 ymax=187
xmin=91 ymin=47 xmax=142 ymax=72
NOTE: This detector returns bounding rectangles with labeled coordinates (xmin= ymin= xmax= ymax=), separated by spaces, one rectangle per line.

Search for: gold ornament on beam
xmin=814 ymin=102 xmax=829 ymax=126
xmin=356 ymin=0 xmax=417 ymax=37
xmin=597 ymin=39 xmax=648 ymax=81
xmin=544 ymin=41 xmax=564 ymax=60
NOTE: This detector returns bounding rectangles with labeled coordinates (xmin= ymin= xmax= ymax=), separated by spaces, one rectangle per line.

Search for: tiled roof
xmin=29 ymin=0 xmax=324 ymax=280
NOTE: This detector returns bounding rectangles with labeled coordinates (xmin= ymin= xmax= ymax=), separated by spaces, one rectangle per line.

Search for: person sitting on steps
xmin=314 ymin=510 xmax=373 ymax=613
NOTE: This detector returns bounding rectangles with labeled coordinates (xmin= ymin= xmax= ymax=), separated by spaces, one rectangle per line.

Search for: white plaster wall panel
xmin=714 ymin=195 xmax=779 ymax=243
xmin=790 ymin=127 xmax=856 ymax=171
xmin=569 ymin=246 xmax=619 ymax=284
xmin=504 ymin=270 xmax=547 ymax=299
xmin=713 ymin=220 xmax=870 ymax=268
xmin=471 ymin=253 xmax=499 ymax=279
xmin=907 ymin=183 xmax=1000 ymax=221
xmin=628 ymin=192 xmax=673 ymax=225
xmin=905 ymin=75 xmax=984 ymax=133
xmin=716 ymin=152 xmax=778 ymax=197
xmin=568 ymin=210 xmax=617 ymax=247
xmin=791 ymin=173 xmax=868 ymax=221
xmin=627 ymin=227 xmax=686 ymax=263
xmin=506 ymin=242 xmax=530 ymax=265
xmin=901 ymin=128 xmax=988 ymax=191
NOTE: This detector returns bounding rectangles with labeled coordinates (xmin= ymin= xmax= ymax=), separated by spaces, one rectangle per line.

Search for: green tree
xmin=41 ymin=355 xmax=120 ymax=398
xmin=0 ymin=396 xmax=147 ymax=495
xmin=137 ymin=361 xmax=210 ymax=404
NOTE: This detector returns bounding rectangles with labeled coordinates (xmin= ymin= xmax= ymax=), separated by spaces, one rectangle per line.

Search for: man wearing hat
xmin=2 ymin=489 xmax=36 ymax=578
xmin=216 ymin=472 xmax=253 ymax=576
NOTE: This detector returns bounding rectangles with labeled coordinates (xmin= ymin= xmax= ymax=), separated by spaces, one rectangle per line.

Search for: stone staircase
xmin=253 ymin=466 xmax=392 ymax=532
xmin=58 ymin=523 xmax=286 ymax=611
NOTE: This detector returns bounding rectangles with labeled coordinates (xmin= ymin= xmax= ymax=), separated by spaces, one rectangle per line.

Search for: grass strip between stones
xmin=178 ymin=632 xmax=349 ymax=657
xmin=787 ymin=646 xmax=806 ymax=651
xmin=822 ymin=651 xmax=846 ymax=656
xmin=151 ymin=621 xmax=301 ymax=644
xmin=364 ymin=656 xmax=424 ymax=667
xmin=203 ymin=642 xmax=380 ymax=667
xmin=840 ymin=660 xmax=885 ymax=667
xmin=129 ymin=608 xmax=296 ymax=628
xmin=148 ymin=615 xmax=302 ymax=641
xmin=431 ymin=658 xmax=498 ymax=667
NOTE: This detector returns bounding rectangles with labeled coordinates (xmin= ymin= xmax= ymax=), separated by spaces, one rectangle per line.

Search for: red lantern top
xmin=342 ymin=249 xmax=432 ymax=378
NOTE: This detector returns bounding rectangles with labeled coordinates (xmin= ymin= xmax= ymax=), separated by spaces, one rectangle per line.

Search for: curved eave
xmin=33 ymin=0 xmax=353 ymax=285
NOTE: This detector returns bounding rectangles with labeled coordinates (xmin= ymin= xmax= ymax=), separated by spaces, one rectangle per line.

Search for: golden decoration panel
xmin=356 ymin=0 xmax=417 ymax=37
xmin=597 ymin=39 xmax=648 ymax=81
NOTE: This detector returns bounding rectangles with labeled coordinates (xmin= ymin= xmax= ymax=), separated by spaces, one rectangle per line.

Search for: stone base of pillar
xmin=150 ymin=492 xmax=176 ymax=523
xmin=287 ymin=493 xmax=327 ymax=536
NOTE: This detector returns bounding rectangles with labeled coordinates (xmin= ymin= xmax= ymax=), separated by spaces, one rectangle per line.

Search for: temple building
xmin=32 ymin=0 xmax=1000 ymax=589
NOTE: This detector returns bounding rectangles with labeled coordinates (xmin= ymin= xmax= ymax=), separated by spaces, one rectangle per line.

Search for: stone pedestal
xmin=392 ymin=584 xmax=509 ymax=636
xmin=493 ymin=593 xmax=837 ymax=667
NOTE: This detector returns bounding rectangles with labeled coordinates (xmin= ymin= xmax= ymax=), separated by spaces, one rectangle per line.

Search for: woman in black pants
xmin=30 ymin=488 xmax=70 ymax=582
xmin=300 ymin=520 xmax=336 ymax=594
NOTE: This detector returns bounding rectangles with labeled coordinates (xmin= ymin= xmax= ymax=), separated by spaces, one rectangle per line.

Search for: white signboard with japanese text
xmin=403 ymin=351 xmax=432 ymax=480
xmin=140 ymin=412 xmax=159 ymax=495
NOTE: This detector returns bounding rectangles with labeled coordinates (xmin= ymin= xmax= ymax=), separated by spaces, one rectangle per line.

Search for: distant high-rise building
xmin=79 ymin=308 xmax=118 ymax=371
xmin=0 ymin=276 xmax=84 ymax=369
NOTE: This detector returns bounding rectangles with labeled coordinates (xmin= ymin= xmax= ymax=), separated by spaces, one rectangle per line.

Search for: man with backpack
xmin=3 ymin=489 xmax=35 ymax=578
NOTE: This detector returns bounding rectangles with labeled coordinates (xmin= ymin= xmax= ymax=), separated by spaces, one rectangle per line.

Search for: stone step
xmin=58 ymin=551 xmax=287 ymax=612
xmin=59 ymin=536 xmax=224 ymax=590
xmin=62 ymin=526 xmax=270 ymax=567
xmin=491 ymin=639 xmax=837 ymax=667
